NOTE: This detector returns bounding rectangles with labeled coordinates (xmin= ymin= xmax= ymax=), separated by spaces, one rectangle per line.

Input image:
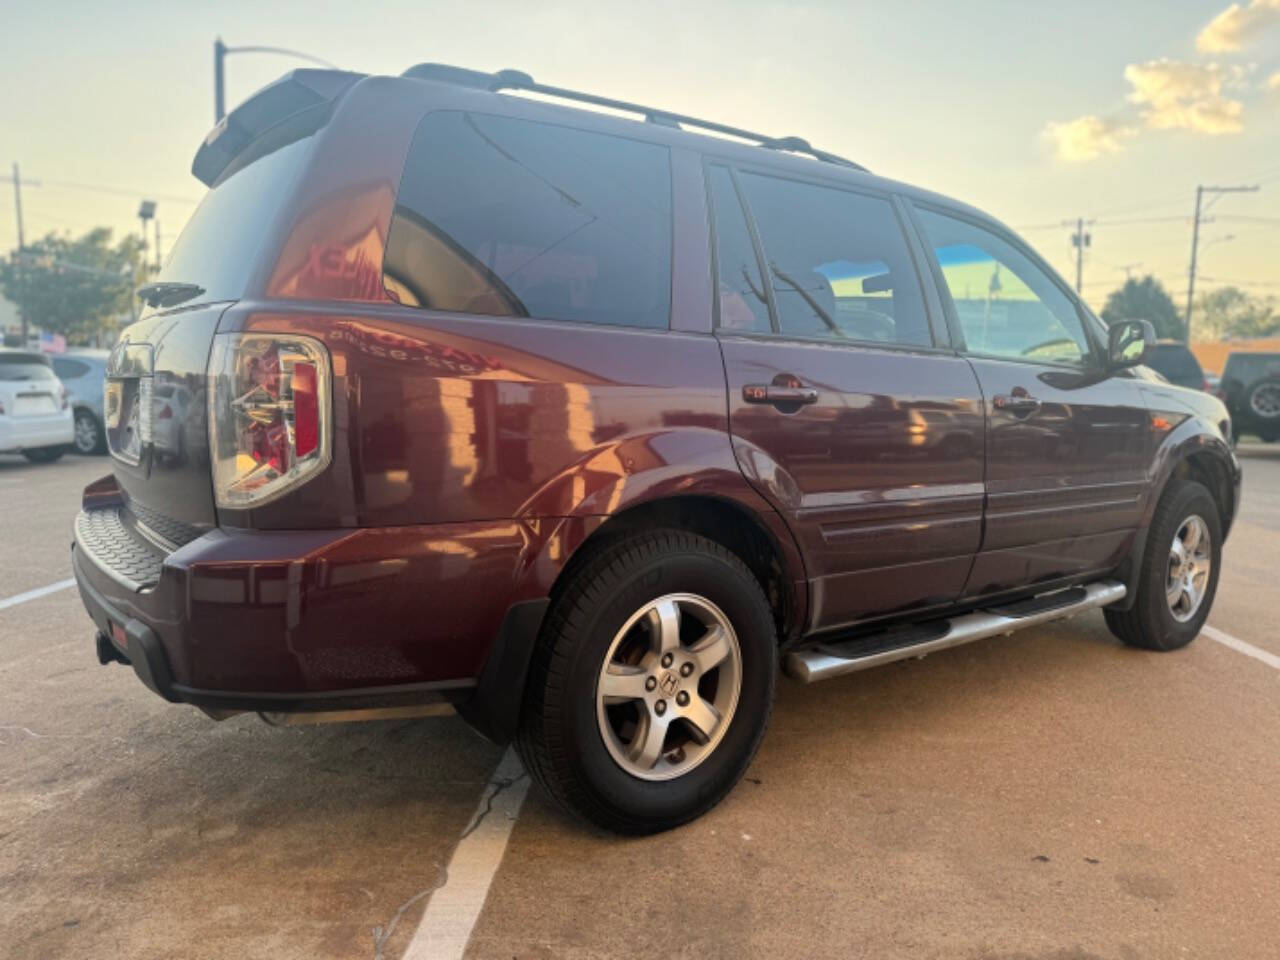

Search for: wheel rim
xmin=595 ymin=593 xmax=742 ymax=782
xmin=1166 ymin=514 xmax=1212 ymax=623
xmin=1249 ymin=383 xmax=1280 ymax=418
xmin=74 ymin=414 xmax=98 ymax=453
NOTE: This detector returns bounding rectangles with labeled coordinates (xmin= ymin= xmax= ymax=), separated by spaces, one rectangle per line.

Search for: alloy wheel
xmin=595 ymin=593 xmax=742 ymax=781
xmin=1166 ymin=514 xmax=1212 ymax=623
xmin=73 ymin=413 xmax=99 ymax=454
xmin=1249 ymin=382 xmax=1280 ymax=419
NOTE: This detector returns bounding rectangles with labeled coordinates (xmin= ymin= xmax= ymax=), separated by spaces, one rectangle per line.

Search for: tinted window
xmin=918 ymin=209 xmax=1090 ymax=366
xmin=53 ymin=358 xmax=90 ymax=379
xmin=159 ymin=134 xmax=314 ymax=304
xmin=385 ymin=111 xmax=672 ymax=329
xmin=708 ymin=166 xmax=770 ymax=334
xmin=736 ymin=173 xmax=931 ymax=346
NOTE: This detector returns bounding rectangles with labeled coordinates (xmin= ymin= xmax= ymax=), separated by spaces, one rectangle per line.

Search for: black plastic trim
xmin=455 ymin=597 xmax=550 ymax=744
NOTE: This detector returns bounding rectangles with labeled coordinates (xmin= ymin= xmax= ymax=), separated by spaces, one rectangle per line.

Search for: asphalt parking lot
xmin=2 ymin=450 xmax=1278 ymax=960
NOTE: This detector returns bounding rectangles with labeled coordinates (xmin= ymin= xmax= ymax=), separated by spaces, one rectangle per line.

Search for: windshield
xmin=155 ymin=134 xmax=315 ymax=306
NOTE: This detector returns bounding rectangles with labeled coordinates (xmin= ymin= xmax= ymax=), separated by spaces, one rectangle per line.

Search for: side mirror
xmin=1107 ymin=319 xmax=1155 ymax=370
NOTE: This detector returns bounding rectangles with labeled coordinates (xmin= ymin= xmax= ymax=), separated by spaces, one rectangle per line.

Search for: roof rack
xmin=401 ymin=63 xmax=867 ymax=172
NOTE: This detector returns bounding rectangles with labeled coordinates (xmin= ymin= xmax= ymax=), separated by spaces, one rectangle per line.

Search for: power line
xmin=37 ymin=179 xmax=200 ymax=205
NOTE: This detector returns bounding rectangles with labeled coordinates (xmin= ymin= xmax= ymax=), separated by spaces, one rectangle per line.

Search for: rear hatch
xmin=0 ymin=353 xmax=64 ymax=436
xmin=105 ymin=69 xmax=362 ymax=543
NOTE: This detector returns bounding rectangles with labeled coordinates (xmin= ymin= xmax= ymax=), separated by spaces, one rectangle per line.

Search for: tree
xmin=1101 ymin=275 xmax=1183 ymax=340
xmin=1 ymin=228 xmax=145 ymax=344
xmin=1194 ymin=286 xmax=1279 ymax=340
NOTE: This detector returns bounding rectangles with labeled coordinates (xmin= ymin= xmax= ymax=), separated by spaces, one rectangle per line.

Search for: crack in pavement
xmin=459 ymin=772 xmax=528 ymax=841
xmin=371 ymin=861 xmax=448 ymax=960
xmin=371 ymin=767 xmax=528 ymax=959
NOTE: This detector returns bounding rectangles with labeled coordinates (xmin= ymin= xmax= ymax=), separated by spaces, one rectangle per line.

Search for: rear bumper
xmin=71 ymin=497 xmax=548 ymax=737
xmin=0 ymin=410 xmax=73 ymax=452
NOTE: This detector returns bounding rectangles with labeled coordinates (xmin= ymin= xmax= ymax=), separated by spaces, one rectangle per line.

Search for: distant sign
xmin=38 ymin=332 xmax=67 ymax=354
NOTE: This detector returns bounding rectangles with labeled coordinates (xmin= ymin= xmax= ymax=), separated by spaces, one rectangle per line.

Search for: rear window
xmin=157 ymin=133 xmax=315 ymax=304
xmin=0 ymin=357 xmax=55 ymax=381
xmin=383 ymin=111 xmax=672 ymax=329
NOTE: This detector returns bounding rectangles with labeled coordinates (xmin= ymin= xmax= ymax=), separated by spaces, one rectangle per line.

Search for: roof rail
xmin=401 ymin=63 xmax=867 ymax=172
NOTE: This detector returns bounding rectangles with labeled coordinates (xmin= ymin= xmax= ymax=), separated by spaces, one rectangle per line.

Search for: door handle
xmin=743 ymin=383 xmax=819 ymax=406
xmin=993 ymin=393 xmax=1042 ymax=416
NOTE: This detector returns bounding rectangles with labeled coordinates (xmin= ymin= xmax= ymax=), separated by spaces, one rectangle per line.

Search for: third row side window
xmin=714 ymin=170 xmax=933 ymax=347
xmin=383 ymin=111 xmax=672 ymax=329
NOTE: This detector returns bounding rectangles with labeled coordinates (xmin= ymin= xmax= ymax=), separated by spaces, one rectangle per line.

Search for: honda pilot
xmin=72 ymin=64 xmax=1241 ymax=833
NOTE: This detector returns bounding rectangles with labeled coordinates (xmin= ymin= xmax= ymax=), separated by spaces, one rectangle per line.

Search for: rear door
xmin=909 ymin=204 xmax=1151 ymax=597
xmin=709 ymin=164 xmax=986 ymax=632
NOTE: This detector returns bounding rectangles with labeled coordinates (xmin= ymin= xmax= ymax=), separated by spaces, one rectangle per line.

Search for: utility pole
xmin=154 ymin=220 xmax=162 ymax=273
xmin=1116 ymin=262 xmax=1143 ymax=280
xmin=1185 ymin=184 xmax=1260 ymax=342
xmin=2 ymin=162 xmax=40 ymax=345
xmin=1066 ymin=218 xmax=1093 ymax=293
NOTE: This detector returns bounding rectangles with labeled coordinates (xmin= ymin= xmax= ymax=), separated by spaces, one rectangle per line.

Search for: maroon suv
xmin=73 ymin=65 xmax=1240 ymax=833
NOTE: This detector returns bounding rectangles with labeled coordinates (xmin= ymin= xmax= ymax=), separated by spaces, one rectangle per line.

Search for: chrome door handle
xmin=743 ymin=384 xmax=819 ymax=405
xmin=993 ymin=393 xmax=1041 ymax=416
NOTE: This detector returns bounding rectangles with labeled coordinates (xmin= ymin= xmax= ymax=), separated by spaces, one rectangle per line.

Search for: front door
xmin=707 ymin=164 xmax=986 ymax=632
xmin=911 ymin=205 xmax=1151 ymax=597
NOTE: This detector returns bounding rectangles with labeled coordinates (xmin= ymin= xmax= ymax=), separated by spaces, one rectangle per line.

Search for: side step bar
xmin=784 ymin=580 xmax=1126 ymax=684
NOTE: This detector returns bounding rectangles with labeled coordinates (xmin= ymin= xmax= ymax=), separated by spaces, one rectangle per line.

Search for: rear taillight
xmin=157 ymin=403 xmax=173 ymax=420
xmin=208 ymin=333 xmax=331 ymax=508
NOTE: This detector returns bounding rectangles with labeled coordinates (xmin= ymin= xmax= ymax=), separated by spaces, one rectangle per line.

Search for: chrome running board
xmin=783 ymin=580 xmax=1126 ymax=684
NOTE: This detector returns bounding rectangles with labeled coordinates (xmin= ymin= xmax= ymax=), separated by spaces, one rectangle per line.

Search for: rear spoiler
xmin=192 ymin=69 xmax=365 ymax=187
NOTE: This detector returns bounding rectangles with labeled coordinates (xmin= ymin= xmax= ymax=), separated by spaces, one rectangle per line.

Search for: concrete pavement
xmin=1 ymin=448 xmax=1278 ymax=959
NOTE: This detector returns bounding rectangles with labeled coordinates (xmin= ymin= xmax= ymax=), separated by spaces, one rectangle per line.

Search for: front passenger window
xmin=916 ymin=209 xmax=1090 ymax=367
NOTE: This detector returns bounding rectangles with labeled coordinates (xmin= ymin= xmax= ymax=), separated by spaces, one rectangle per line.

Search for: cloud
xmin=1124 ymin=59 xmax=1245 ymax=134
xmin=1196 ymin=0 xmax=1280 ymax=52
xmin=1043 ymin=115 xmax=1136 ymax=162
xmin=1271 ymin=70 xmax=1280 ymax=91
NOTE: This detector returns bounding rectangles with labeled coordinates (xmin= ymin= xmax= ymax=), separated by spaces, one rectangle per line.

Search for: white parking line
xmin=401 ymin=746 xmax=530 ymax=960
xmin=0 ymin=578 xmax=75 ymax=611
xmin=1202 ymin=624 xmax=1280 ymax=672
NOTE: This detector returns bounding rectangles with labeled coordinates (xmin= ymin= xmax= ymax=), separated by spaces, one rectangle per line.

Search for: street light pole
xmin=213 ymin=38 xmax=338 ymax=122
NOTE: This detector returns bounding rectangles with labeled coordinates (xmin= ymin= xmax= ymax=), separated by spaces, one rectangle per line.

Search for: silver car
xmin=52 ymin=350 xmax=110 ymax=455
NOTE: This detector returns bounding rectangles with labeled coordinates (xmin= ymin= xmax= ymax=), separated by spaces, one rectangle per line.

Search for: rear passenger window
xmin=384 ymin=111 xmax=672 ymax=329
xmin=708 ymin=166 xmax=770 ymax=334
xmin=733 ymin=172 xmax=932 ymax=346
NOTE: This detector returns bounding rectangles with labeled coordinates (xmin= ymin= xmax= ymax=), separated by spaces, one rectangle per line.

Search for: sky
xmin=1 ymin=0 xmax=1277 ymax=313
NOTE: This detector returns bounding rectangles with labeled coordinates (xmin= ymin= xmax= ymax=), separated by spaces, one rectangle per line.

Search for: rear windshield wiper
xmin=137 ymin=281 xmax=206 ymax=309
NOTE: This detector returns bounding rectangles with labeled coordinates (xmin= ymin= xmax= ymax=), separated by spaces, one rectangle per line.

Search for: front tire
xmin=517 ymin=530 xmax=775 ymax=834
xmin=1105 ymin=480 xmax=1222 ymax=651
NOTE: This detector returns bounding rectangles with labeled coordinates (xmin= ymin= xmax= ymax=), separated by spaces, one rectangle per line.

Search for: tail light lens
xmin=208 ymin=333 xmax=331 ymax=508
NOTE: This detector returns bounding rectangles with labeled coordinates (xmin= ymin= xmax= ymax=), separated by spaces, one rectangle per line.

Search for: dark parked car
xmin=1144 ymin=340 xmax=1208 ymax=392
xmin=1220 ymin=352 xmax=1280 ymax=442
xmin=72 ymin=65 xmax=1240 ymax=833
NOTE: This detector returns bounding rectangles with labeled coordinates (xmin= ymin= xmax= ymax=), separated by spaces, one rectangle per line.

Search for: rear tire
xmin=516 ymin=529 xmax=775 ymax=834
xmin=73 ymin=409 xmax=106 ymax=455
xmin=1105 ymin=480 xmax=1221 ymax=651
xmin=22 ymin=445 xmax=66 ymax=464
